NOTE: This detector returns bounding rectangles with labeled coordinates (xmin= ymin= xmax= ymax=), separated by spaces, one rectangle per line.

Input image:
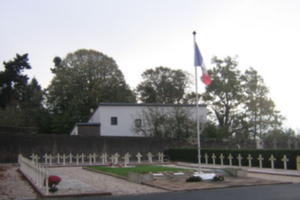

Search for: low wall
xmin=0 ymin=134 xmax=186 ymax=163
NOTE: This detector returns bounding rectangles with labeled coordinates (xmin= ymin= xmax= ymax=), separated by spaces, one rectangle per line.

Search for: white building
xmin=70 ymin=103 xmax=207 ymax=137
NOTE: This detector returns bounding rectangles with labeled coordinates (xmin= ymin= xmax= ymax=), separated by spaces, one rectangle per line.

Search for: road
xmin=43 ymin=183 xmax=300 ymax=200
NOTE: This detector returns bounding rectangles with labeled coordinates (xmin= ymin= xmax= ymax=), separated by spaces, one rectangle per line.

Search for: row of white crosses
xmin=30 ymin=152 xmax=165 ymax=166
xmin=202 ymin=153 xmax=290 ymax=170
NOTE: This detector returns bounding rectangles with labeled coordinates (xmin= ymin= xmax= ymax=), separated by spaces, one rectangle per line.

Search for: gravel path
xmin=0 ymin=165 xmax=164 ymax=199
xmin=49 ymin=167 xmax=165 ymax=196
xmin=0 ymin=164 xmax=37 ymax=200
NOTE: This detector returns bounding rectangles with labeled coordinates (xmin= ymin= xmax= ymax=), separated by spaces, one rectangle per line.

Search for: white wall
xmin=88 ymin=105 xmax=207 ymax=137
xmin=70 ymin=126 xmax=78 ymax=135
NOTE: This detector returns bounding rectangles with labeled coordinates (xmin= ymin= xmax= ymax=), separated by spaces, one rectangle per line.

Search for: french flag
xmin=194 ymin=42 xmax=212 ymax=86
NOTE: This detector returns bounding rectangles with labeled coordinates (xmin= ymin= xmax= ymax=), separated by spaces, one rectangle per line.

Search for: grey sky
xmin=1 ymin=0 xmax=299 ymax=131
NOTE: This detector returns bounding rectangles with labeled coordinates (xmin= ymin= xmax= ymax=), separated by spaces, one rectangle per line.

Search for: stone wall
xmin=0 ymin=133 xmax=185 ymax=163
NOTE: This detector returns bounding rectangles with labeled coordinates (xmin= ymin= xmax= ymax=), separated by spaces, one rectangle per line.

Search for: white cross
xmin=69 ymin=153 xmax=73 ymax=164
xmin=49 ymin=154 xmax=53 ymax=166
xmin=43 ymin=154 xmax=48 ymax=164
xmin=88 ymin=154 xmax=93 ymax=165
xmin=257 ymin=154 xmax=264 ymax=168
xmin=62 ymin=154 xmax=66 ymax=165
xmin=123 ymin=153 xmax=131 ymax=167
xmin=147 ymin=152 xmax=153 ymax=163
xmin=114 ymin=153 xmax=120 ymax=164
xmin=80 ymin=153 xmax=85 ymax=164
xmin=212 ymin=153 xmax=216 ymax=165
xmin=101 ymin=153 xmax=108 ymax=164
xmin=136 ymin=152 xmax=142 ymax=164
xmin=237 ymin=154 xmax=243 ymax=167
xmin=56 ymin=153 xmax=60 ymax=164
xmin=269 ymin=154 xmax=276 ymax=169
xmin=204 ymin=153 xmax=208 ymax=165
xmin=281 ymin=155 xmax=289 ymax=170
xmin=220 ymin=153 xmax=224 ymax=166
xmin=228 ymin=154 xmax=233 ymax=166
xmin=75 ymin=154 xmax=80 ymax=165
xmin=247 ymin=154 xmax=253 ymax=167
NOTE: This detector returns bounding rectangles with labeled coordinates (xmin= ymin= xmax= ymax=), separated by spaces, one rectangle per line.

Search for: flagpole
xmin=193 ymin=31 xmax=201 ymax=173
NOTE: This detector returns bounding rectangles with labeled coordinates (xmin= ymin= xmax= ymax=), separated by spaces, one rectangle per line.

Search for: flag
xmin=194 ymin=42 xmax=212 ymax=86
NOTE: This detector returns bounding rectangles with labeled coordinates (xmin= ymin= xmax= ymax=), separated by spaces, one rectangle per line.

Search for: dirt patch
xmin=0 ymin=164 xmax=37 ymax=200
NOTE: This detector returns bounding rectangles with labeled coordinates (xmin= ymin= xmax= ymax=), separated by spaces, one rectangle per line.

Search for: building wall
xmin=78 ymin=124 xmax=100 ymax=136
xmin=88 ymin=104 xmax=207 ymax=137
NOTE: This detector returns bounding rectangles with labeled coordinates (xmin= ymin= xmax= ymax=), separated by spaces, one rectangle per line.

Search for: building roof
xmin=98 ymin=102 xmax=206 ymax=107
xmin=76 ymin=122 xmax=100 ymax=126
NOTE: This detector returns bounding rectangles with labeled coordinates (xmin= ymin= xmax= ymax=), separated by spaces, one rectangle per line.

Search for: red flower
xmin=48 ymin=175 xmax=61 ymax=187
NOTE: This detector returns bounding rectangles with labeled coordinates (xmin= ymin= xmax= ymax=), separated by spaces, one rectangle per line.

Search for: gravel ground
xmin=49 ymin=167 xmax=165 ymax=196
xmin=0 ymin=164 xmax=37 ymax=200
xmin=0 ymin=165 xmax=164 ymax=199
xmin=2 ymin=163 xmax=300 ymax=200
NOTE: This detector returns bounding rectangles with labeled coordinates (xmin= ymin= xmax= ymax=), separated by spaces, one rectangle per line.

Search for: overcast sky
xmin=1 ymin=0 xmax=299 ymax=131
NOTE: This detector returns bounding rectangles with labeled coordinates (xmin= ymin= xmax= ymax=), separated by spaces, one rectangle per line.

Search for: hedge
xmin=165 ymin=148 xmax=300 ymax=170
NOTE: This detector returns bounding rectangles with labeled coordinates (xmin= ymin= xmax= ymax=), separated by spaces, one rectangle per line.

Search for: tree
xmin=202 ymin=56 xmax=285 ymax=142
xmin=136 ymin=67 xmax=191 ymax=103
xmin=202 ymin=56 xmax=244 ymax=138
xmin=132 ymin=107 xmax=196 ymax=141
xmin=46 ymin=49 xmax=136 ymax=133
xmin=241 ymin=67 xmax=284 ymax=138
xmin=0 ymin=54 xmax=31 ymax=108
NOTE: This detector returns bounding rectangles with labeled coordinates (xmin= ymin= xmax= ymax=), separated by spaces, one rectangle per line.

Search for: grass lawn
xmin=88 ymin=165 xmax=191 ymax=177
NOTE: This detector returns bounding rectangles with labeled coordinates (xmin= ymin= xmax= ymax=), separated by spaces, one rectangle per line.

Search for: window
xmin=111 ymin=117 xmax=118 ymax=125
xmin=135 ymin=119 xmax=142 ymax=128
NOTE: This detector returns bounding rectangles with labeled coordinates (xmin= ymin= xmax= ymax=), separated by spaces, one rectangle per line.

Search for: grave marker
xmin=281 ymin=155 xmax=289 ymax=170
xmin=62 ymin=154 xmax=66 ymax=165
xmin=56 ymin=153 xmax=60 ymax=164
xmin=212 ymin=153 xmax=216 ymax=165
xmin=101 ymin=153 xmax=108 ymax=164
xmin=75 ymin=154 xmax=80 ymax=165
xmin=114 ymin=153 xmax=120 ymax=164
xmin=220 ymin=153 xmax=224 ymax=166
xmin=123 ymin=153 xmax=131 ymax=167
xmin=69 ymin=153 xmax=73 ymax=164
xmin=43 ymin=154 xmax=48 ymax=164
xmin=228 ymin=154 xmax=233 ymax=166
xmin=80 ymin=153 xmax=85 ymax=164
xmin=237 ymin=154 xmax=243 ymax=167
xmin=257 ymin=154 xmax=264 ymax=168
xmin=136 ymin=152 xmax=142 ymax=164
xmin=269 ymin=154 xmax=276 ymax=169
xmin=147 ymin=152 xmax=153 ymax=163
xmin=204 ymin=153 xmax=208 ymax=165
xmin=247 ymin=154 xmax=253 ymax=167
